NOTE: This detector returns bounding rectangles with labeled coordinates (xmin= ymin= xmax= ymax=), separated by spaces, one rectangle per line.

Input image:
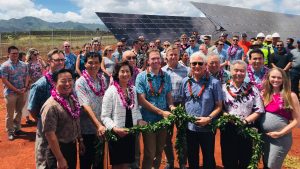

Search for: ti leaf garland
xmin=104 ymin=105 xmax=263 ymax=169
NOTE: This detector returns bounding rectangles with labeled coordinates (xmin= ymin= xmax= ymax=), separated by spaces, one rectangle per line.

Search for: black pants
xmin=186 ymin=130 xmax=216 ymax=169
xmin=46 ymin=141 xmax=77 ymax=169
xmin=80 ymin=134 xmax=104 ymax=169
xmin=220 ymin=123 xmax=253 ymax=169
xmin=290 ymin=69 xmax=300 ymax=98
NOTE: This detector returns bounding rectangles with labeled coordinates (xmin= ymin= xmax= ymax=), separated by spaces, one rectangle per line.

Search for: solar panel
xmin=191 ymin=2 xmax=300 ymax=39
xmin=96 ymin=12 xmax=216 ymax=43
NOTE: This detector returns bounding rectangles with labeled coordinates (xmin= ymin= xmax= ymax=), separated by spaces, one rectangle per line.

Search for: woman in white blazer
xmin=101 ymin=61 xmax=146 ymax=169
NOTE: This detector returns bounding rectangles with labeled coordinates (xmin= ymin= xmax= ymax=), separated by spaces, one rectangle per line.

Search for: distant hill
xmin=0 ymin=16 xmax=107 ymax=32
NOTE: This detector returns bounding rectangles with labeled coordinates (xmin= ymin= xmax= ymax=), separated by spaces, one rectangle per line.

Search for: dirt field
xmin=0 ymin=82 xmax=299 ymax=169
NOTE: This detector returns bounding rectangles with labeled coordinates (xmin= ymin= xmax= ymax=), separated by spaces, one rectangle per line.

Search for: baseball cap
xmin=241 ymin=33 xmax=247 ymax=37
xmin=220 ymin=32 xmax=228 ymax=37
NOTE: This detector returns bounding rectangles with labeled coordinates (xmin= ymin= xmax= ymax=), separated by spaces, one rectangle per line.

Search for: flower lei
xmin=247 ymin=65 xmax=269 ymax=90
xmin=51 ymin=89 xmax=81 ymax=119
xmin=228 ymin=45 xmax=238 ymax=57
xmin=146 ymin=68 xmax=165 ymax=97
xmin=212 ymin=69 xmax=224 ymax=83
xmin=226 ymin=80 xmax=253 ymax=100
xmin=113 ymin=80 xmax=135 ymax=109
xmin=187 ymin=72 xmax=209 ymax=99
xmin=45 ymin=72 xmax=55 ymax=89
xmin=82 ymin=70 xmax=105 ymax=96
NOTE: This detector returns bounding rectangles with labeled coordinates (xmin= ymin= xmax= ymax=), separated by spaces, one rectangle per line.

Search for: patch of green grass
xmin=283 ymin=155 xmax=300 ymax=169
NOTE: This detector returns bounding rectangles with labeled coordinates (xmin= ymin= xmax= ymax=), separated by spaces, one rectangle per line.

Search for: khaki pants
xmin=5 ymin=93 xmax=26 ymax=133
xmin=142 ymin=128 xmax=167 ymax=169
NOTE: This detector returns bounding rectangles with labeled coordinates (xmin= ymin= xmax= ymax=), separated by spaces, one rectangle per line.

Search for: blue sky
xmin=34 ymin=0 xmax=80 ymax=13
xmin=0 ymin=0 xmax=299 ymax=23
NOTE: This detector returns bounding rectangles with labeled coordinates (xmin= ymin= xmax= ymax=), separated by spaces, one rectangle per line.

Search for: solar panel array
xmin=96 ymin=12 xmax=216 ymax=43
xmin=191 ymin=2 xmax=300 ymax=39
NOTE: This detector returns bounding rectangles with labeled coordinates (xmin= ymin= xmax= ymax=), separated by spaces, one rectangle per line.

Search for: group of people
xmin=0 ymin=31 xmax=300 ymax=169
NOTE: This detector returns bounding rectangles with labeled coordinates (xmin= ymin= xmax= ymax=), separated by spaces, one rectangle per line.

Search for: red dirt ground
xmin=0 ymin=82 xmax=299 ymax=169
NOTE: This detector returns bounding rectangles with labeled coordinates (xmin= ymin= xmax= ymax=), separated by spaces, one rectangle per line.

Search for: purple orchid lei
xmin=228 ymin=46 xmax=238 ymax=57
xmin=113 ymin=80 xmax=135 ymax=109
xmin=247 ymin=65 xmax=269 ymax=90
xmin=51 ymin=89 xmax=81 ymax=119
xmin=82 ymin=70 xmax=105 ymax=96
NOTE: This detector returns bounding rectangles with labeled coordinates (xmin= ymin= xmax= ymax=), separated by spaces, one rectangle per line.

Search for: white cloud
xmin=0 ymin=0 xmax=299 ymax=23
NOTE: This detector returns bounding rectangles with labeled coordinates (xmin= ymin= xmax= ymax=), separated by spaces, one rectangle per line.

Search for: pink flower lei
xmin=113 ymin=80 xmax=135 ymax=109
xmin=82 ymin=70 xmax=105 ymax=96
xmin=51 ymin=89 xmax=81 ymax=119
xmin=247 ymin=65 xmax=269 ymax=90
xmin=45 ymin=72 xmax=55 ymax=89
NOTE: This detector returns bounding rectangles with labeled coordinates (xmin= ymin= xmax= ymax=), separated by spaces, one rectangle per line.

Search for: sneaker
xmin=8 ymin=133 xmax=14 ymax=141
xmin=179 ymin=165 xmax=187 ymax=169
xmin=14 ymin=129 xmax=26 ymax=135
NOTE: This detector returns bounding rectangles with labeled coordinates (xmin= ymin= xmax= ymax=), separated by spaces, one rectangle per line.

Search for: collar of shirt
xmin=229 ymin=80 xmax=247 ymax=91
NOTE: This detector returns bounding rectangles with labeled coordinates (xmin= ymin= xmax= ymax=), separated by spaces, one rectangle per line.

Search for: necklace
xmin=113 ymin=81 xmax=135 ymax=109
xmin=82 ymin=70 xmax=105 ymax=96
xmin=228 ymin=46 xmax=238 ymax=57
xmin=226 ymin=80 xmax=253 ymax=100
xmin=187 ymin=72 xmax=209 ymax=99
xmin=146 ymin=68 xmax=165 ymax=97
xmin=45 ymin=72 xmax=55 ymax=89
xmin=51 ymin=89 xmax=81 ymax=119
xmin=247 ymin=65 xmax=268 ymax=90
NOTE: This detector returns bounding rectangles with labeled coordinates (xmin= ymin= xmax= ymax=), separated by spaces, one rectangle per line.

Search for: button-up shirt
xmin=64 ymin=52 xmax=77 ymax=73
xmin=209 ymin=69 xmax=231 ymax=84
xmin=75 ymin=75 xmax=106 ymax=134
xmin=186 ymin=45 xmax=199 ymax=57
xmin=0 ymin=59 xmax=29 ymax=96
xmin=222 ymin=81 xmax=265 ymax=120
xmin=162 ymin=63 xmax=189 ymax=103
xmin=180 ymin=75 xmax=223 ymax=132
xmin=135 ymin=70 xmax=172 ymax=123
xmin=245 ymin=65 xmax=269 ymax=90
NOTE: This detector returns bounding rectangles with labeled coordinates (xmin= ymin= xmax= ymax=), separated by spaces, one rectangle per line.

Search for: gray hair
xmin=190 ymin=52 xmax=207 ymax=63
xmin=207 ymin=53 xmax=220 ymax=61
xmin=230 ymin=60 xmax=247 ymax=71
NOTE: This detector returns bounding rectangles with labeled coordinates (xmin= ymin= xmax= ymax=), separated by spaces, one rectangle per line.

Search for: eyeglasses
xmin=276 ymin=45 xmax=283 ymax=47
xmin=52 ymin=58 xmax=66 ymax=62
xmin=164 ymin=44 xmax=170 ymax=47
xmin=117 ymin=45 xmax=124 ymax=48
xmin=203 ymin=39 xmax=209 ymax=41
xmin=64 ymin=46 xmax=70 ymax=48
xmin=149 ymin=46 xmax=156 ymax=48
xmin=127 ymin=56 xmax=136 ymax=61
xmin=232 ymin=39 xmax=239 ymax=41
xmin=191 ymin=62 xmax=204 ymax=66
xmin=189 ymin=40 xmax=195 ymax=42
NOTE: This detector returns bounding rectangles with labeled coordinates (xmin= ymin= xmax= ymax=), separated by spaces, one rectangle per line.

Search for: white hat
xmin=265 ymin=35 xmax=272 ymax=41
xmin=257 ymin=32 xmax=265 ymax=38
xmin=272 ymin=32 xmax=280 ymax=38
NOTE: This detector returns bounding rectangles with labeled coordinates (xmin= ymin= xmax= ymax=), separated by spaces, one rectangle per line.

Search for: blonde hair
xmin=103 ymin=46 xmax=113 ymax=57
xmin=262 ymin=68 xmax=293 ymax=110
xmin=26 ymin=48 xmax=38 ymax=62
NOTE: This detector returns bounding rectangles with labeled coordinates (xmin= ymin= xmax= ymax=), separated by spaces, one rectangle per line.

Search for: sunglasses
xmin=33 ymin=53 xmax=39 ymax=56
xmin=64 ymin=46 xmax=70 ymax=48
xmin=127 ymin=56 xmax=136 ymax=60
xmin=117 ymin=45 xmax=124 ymax=48
xmin=218 ymin=44 xmax=224 ymax=46
xmin=189 ymin=40 xmax=195 ymax=42
xmin=203 ymin=39 xmax=209 ymax=41
xmin=232 ymin=39 xmax=239 ymax=41
xmin=149 ymin=46 xmax=156 ymax=48
xmin=164 ymin=44 xmax=170 ymax=47
xmin=276 ymin=45 xmax=283 ymax=47
xmin=52 ymin=58 xmax=66 ymax=62
xmin=191 ymin=62 xmax=204 ymax=66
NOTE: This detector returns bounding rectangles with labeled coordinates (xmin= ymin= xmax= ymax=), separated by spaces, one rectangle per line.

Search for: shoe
xmin=8 ymin=133 xmax=14 ymax=141
xmin=14 ymin=129 xmax=26 ymax=135
xmin=164 ymin=164 xmax=174 ymax=169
